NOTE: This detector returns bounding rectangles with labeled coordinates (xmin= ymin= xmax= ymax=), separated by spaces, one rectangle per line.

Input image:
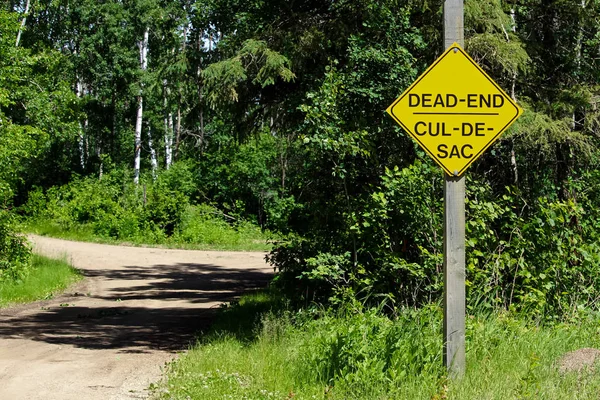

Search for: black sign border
xmin=387 ymin=44 xmax=522 ymax=176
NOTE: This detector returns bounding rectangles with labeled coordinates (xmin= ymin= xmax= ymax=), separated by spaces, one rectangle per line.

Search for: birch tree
xmin=163 ymin=79 xmax=174 ymax=170
xmin=134 ymin=27 xmax=149 ymax=184
xmin=148 ymin=127 xmax=158 ymax=180
xmin=15 ymin=0 xmax=31 ymax=47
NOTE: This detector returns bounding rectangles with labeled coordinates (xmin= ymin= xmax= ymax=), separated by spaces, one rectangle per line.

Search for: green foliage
xmin=174 ymin=204 xmax=271 ymax=250
xmin=199 ymin=132 xmax=296 ymax=230
xmin=0 ymin=254 xmax=81 ymax=307
xmin=25 ymin=170 xmax=187 ymax=243
xmin=23 ymin=167 xmax=272 ymax=251
xmin=8 ymin=0 xmax=600 ymax=322
xmin=203 ymin=39 xmax=295 ymax=108
xmin=463 ymin=183 xmax=600 ymax=316
xmin=155 ymin=291 xmax=600 ymax=399
xmin=296 ymin=307 xmax=443 ymax=393
xmin=273 ymin=159 xmax=600 ymax=317
xmin=0 ymin=212 xmax=31 ymax=282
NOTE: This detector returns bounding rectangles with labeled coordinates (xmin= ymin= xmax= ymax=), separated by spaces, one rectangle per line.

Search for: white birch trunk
xmin=197 ymin=65 xmax=205 ymax=152
xmin=97 ymin=143 xmax=103 ymax=180
xmin=134 ymin=27 xmax=149 ymax=184
xmin=148 ymin=127 xmax=158 ymax=180
xmin=166 ymin=113 xmax=174 ymax=168
xmin=163 ymin=79 xmax=174 ymax=170
xmin=510 ymin=8 xmax=517 ymax=101
xmin=509 ymin=8 xmax=518 ymax=184
xmin=173 ymin=27 xmax=188 ymax=162
xmin=15 ymin=0 xmax=31 ymax=47
xmin=175 ymin=96 xmax=181 ymax=161
xmin=76 ymin=78 xmax=86 ymax=170
xmin=573 ymin=0 xmax=585 ymax=131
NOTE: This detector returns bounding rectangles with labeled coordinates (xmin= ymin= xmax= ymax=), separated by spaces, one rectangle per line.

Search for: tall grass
xmin=154 ymin=293 xmax=600 ymax=400
xmin=25 ymin=213 xmax=273 ymax=252
xmin=0 ymin=254 xmax=81 ymax=307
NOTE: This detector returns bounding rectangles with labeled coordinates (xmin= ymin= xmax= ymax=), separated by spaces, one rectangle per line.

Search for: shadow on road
xmin=0 ymin=263 xmax=272 ymax=352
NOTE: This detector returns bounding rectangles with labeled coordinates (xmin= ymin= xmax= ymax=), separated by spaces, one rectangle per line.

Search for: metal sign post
xmin=443 ymin=0 xmax=465 ymax=378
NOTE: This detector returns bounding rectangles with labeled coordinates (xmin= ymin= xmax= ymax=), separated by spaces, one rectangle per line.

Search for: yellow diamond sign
xmin=387 ymin=43 xmax=522 ymax=176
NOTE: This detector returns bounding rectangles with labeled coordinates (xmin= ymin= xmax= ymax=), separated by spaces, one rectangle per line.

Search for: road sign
xmin=386 ymin=43 xmax=522 ymax=176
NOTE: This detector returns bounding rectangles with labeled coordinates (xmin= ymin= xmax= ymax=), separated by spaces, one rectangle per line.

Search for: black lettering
xmin=442 ymin=122 xmax=451 ymax=136
xmin=493 ymin=94 xmax=504 ymax=107
xmin=409 ymin=94 xmax=420 ymax=107
xmin=461 ymin=144 xmax=473 ymax=158
xmin=422 ymin=94 xmax=432 ymax=107
xmin=414 ymin=121 xmax=426 ymax=136
xmin=449 ymin=145 xmax=461 ymax=158
xmin=446 ymin=94 xmax=457 ymax=107
xmin=433 ymin=94 xmax=444 ymax=107
xmin=467 ymin=94 xmax=477 ymax=108
xmin=479 ymin=94 xmax=491 ymax=108
xmin=461 ymin=123 xmax=473 ymax=136
xmin=475 ymin=123 xmax=485 ymax=136
xmin=437 ymin=144 xmax=448 ymax=158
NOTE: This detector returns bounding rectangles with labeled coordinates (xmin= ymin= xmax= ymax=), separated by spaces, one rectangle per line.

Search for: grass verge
xmin=153 ymin=292 xmax=600 ymax=400
xmin=24 ymin=219 xmax=273 ymax=252
xmin=0 ymin=254 xmax=82 ymax=307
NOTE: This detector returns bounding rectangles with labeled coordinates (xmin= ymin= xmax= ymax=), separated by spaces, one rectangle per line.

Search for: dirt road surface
xmin=0 ymin=235 xmax=272 ymax=400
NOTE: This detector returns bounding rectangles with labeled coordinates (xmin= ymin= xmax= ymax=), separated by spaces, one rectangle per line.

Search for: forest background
xmin=3 ymin=0 xmax=600 ymax=318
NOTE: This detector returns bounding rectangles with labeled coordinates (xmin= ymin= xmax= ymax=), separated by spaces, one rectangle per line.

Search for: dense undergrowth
xmin=270 ymin=163 xmax=600 ymax=319
xmin=155 ymin=291 xmax=600 ymax=400
xmin=0 ymin=211 xmax=33 ymax=282
xmin=20 ymin=166 xmax=274 ymax=252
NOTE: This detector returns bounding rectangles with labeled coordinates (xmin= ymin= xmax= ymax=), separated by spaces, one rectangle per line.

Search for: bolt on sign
xmin=387 ymin=43 xmax=522 ymax=176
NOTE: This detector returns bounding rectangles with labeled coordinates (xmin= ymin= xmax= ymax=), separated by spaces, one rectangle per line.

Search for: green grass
xmin=24 ymin=218 xmax=274 ymax=252
xmin=153 ymin=293 xmax=600 ymax=400
xmin=0 ymin=254 xmax=82 ymax=307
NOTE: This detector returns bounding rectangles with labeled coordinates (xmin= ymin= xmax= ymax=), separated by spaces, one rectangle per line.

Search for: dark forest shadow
xmin=0 ymin=262 xmax=272 ymax=352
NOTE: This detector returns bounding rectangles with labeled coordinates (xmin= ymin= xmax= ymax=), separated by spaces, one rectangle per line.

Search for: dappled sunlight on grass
xmin=154 ymin=293 xmax=600 ymax=400
xmin=0 ymin=255 xmax=81 ymax=307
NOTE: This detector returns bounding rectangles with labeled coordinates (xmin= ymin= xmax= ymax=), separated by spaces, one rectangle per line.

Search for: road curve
xmin=0 ymin=235 xmax=272 ymax=400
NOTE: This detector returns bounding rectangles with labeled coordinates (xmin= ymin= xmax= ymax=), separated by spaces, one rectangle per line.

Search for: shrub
xmin=271 ymin=162 xmax=600 ymax=318
xmin=0 ymin=211 xmax=31 ymax=282
xmin=22 ymin=169 xmax=271 ymax=250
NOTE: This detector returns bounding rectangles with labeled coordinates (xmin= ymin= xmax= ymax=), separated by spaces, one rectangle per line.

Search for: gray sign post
xmin=442 ymin=0 xmax=466 ymax=377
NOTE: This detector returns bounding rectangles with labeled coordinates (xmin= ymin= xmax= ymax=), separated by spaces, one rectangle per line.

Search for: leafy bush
xmin=24 ymin=169 xmax=188 ymax=243
xmin=23 ymin=168 xmax=272 ymax=250
xmin=0 ymin=211 xmax=31 ymax=282
xmin=271 ymin=162 xmax=600 ymax=318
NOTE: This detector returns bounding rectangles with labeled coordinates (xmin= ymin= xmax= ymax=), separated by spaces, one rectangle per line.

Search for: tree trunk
xmin=134 ymin=95 xmax=143 ymax=184
xmin=15 ymin=0 xmax=31 ymax=47
xmin=174 ymin=26 xmax=187 ymax=161
xmin=163 ymin=79 xmax=173 ymax=170
xmin=175 ymin=92 xmax=182 ymax=161
xmin=197 ymin=65 xmax=205 ymax=153
xmin=148 ymin=127 xmax=158 ymax=180
xmin=76 ymin=78 xmax=86 ymax=171
xmin=134 ymin=27 xmax=149 ymax=184
xmin=507 ymin=8 xmax=518 ymax=185
xmin=97 ymin=141 xmax=103 ymax=180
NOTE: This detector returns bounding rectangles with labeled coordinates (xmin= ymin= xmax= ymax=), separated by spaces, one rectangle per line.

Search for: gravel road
xmin=0 ymin=235 xmax=272 ymax=400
